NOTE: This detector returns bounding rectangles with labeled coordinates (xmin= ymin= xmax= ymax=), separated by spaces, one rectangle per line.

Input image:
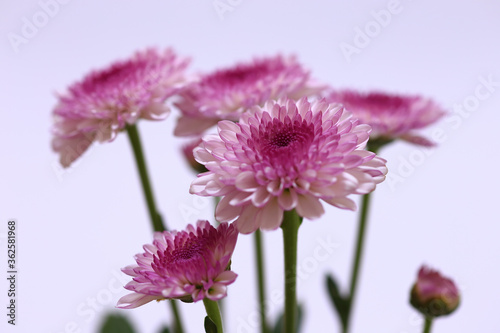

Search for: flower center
xmin=260 ymin=119 xmax=315 ymax=155
xmin=169 ymin=241 xmax=204 ymax=264
xmin=152 ymin=236 xmax=209 ymax=277
xmin=365 ymin=93 xmax=407 ymax=108
xmin=250 ymin=116 xmax=317 ymax=180
xmin=205 ymin=63 xmax=274 ymax=88
xmin=222 ymin=67 xmax=258 ymax=83
xmin=340 ymin=92 xmax=410 ymax=113
xmin=270 ymin=130 xmax=297 ymax=148
xmin=82 ymin=63 xmax=133 ymax=93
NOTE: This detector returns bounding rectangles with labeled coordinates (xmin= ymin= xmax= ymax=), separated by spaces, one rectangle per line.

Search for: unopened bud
xmin=410 ymin=266 xmax=460 ymax=317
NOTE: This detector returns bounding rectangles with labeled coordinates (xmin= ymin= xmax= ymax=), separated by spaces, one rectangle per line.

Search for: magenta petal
xmin=117 ymin=221 xmax=238 ymax=306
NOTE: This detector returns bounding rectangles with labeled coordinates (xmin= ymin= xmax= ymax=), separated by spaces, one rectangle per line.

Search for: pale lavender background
xmin=1 ymin=0 xmax=500 ymax=332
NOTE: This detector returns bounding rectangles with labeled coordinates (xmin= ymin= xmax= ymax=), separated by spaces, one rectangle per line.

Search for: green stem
xmin=203 ymin=299 xmax=224 ymax=333
xmin=349 ymin=194 xmax=372 ymax=298
xmin=169 ymin=300 xmax=185 ymax=333
xmin=254 ymin=230 xmax=270 ymax=333
xmin=213 ymin=196 xmax=224 ymax=322
xmin=344 ymin=192 xmax=372 ymax=333
xmin=423 ymin=317 xmax=433 ymax=333
xmin=342 ymin=144 xmax=380 ymax=333
xmin=281 ymin=210 xmax=302 ymax=333
xmin=125 ymin=124 xmax=166 ymax=232
xmin=126 ymin=124 xmax=184 ymax=333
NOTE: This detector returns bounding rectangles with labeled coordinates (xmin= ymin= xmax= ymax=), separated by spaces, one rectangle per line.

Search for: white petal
xmin=190 ymin=173 xmax=215 ymax=195
xmin=257 ymin=198 xmax=284 ymax=231
xmin=219 ymin=130 xmax=238 ymax=143
xmin=206 ymin=284 xmax=227 ymax=301
xmin=216 ymin=195 xmax=242 ymax=222
xmin=229 ymin=191 xmax=253 ymax=206
xmin=295 ymin=195 xmax=325 ymax=219
xmin=324 ymin=196 xmax=357 ymax=210
xmin=215 ymin=270 xmax=238 ymax=283
xmin=235 ymin=205 xmax=260 ymax=234
xmin=277 ymin=189 xmax=298 ymax=211
xmin=235 ymin=171 xmax=259 ymax=191
xmin=251 ymin=186 xmax=272 ymax=207
xmin=193 ymin=147 xmax=216 ymax=164
xmin=218 ymin=120 xmax=241 ymax=133
xmin=116 ymin=293 xmax=160 ymax=309
xmin=121 ymin=265 xmax=139 ymax=277
xmin=141 ymin=103 xmax=170 ymax=120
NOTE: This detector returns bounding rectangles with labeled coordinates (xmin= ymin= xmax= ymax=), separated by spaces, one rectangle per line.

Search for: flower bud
xmin=410 ymin=266 xmax=460 ymax=317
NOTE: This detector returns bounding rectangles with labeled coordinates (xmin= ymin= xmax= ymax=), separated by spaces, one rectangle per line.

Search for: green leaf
xmin=325 ymin=273 xmax=349 ymax=328
xmin=273 ymin=304 xmax=304 ymax=333
xmin=158 ymin=326 xmax=171 ymax=333
xmin=99 ymin=313 xmax=136 ymax=333
xmin=204 ymin=316 xmax=218 ymax=333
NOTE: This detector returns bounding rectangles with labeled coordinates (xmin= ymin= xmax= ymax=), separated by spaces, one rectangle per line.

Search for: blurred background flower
xmin=174 ymin=55 xmax=325 ymax=136
xmin=52 ymin=48 xmax=189 ymax=167
xmin=326 ymin=90 xmax=446 ymax=148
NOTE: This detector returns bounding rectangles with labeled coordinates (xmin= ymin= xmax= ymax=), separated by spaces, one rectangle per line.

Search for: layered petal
xmin=116 ymin=221 xmax=238 ymax=308
xmin=191 ymin=98 xmax=388 ymax=233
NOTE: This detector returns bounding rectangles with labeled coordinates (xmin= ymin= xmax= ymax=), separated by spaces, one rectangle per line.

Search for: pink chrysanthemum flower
xmin=326 ymin=90 xmax=446 ymax=147
xmin=190 ymin=98 xmax=388 ymax=234
xmin=52 ymin=48 xmax=190 ymax=167
xmin=117 ymin=220 xmax=238 ymax=309
xmin=174 ymin=55 xmax=325 ymax=136
xmin=410 ymin=266 xmax=460 ymax=317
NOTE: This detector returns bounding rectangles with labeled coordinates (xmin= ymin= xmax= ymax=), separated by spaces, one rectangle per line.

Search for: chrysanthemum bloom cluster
xmin=52 ymin=48 xmax=190 ymax=167
xmin=190 ymin=98 xmax=388 ymax=234
xmin=117 ymin=220 xmax=238 ymax=309
xmin=326 ymin=90 xmax=446 ymax=147
xmin=174 ymin=55 xmax=325 ymax=136
xmin=410 ymin=266 xmax=460 ymax=317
